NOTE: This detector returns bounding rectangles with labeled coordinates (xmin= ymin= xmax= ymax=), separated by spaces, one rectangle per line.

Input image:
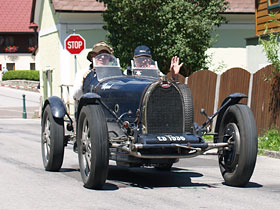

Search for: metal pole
xmin=74 ymin=54 xmax=77 ymax=75
xmin=73 ymin=29 xmax=77 ymax=75
xmin=22 ymin=94 xmax=27 ymax=119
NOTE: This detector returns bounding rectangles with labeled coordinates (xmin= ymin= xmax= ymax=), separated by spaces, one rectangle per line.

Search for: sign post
xmin=64 ymin=34 xmax=86 ymax=74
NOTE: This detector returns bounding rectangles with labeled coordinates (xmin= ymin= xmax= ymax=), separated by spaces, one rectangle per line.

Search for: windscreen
xmin=93 ymin=53 xmax=120 ymax=67
xmin=131 ymin=56 xmax=159 ymax=79
xmin=93 ymin=53 xmax=123 ymax=81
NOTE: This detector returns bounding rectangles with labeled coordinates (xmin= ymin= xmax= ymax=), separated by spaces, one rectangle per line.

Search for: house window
xmin=5 ymin=37 xmax=14 ymax=46
xmin=29 ymin=37 xmax=36 ymax=46
xmin=30 ymin=63 xmax=36 ymax=70
xmin=268 ymin=0 xmax=280 ymax=9
xmin=6 ymin=63 xmax=15 ymax=70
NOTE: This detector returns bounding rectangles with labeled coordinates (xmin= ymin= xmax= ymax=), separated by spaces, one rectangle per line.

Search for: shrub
xmin=2 ymin=70 xmax=39 ymax=81
xmin=259 ymin=129 xmax=280 ymax=152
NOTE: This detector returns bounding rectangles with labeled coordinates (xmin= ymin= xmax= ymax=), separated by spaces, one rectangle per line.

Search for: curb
xmin=0 ymin=83 xmax=39 ymax=92
xmin=259 ymin=149 xmax=280 ymax=159
xmin=204 ymin=148 xmax=280 ymax=159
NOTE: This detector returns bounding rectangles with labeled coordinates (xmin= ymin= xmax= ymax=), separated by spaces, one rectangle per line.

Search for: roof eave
xmin=222 ymin=12 xmax=255 ymax=15
xmin=54 ymin=10 xmax=104 ymax=13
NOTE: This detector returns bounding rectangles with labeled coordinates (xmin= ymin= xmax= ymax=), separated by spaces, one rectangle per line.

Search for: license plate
xmin=156 ymin=135 xmax=186 ymax=142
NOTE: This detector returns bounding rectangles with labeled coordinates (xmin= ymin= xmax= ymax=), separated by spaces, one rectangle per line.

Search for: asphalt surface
xmin=0 ymin=87 xmax=280 ymax=210
xmin=0 ymin=118 xmax=280 ymax=210
xmin=0 ymin=86 xmax=40 ymax=119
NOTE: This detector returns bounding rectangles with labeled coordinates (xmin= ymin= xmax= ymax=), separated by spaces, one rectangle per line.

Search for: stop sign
xmin=64 ymin=34 xmax=86 ymax=54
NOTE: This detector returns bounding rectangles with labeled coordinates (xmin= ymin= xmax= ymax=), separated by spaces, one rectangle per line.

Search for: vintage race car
xmin=41 ymin=54 xmax=258 ymax=189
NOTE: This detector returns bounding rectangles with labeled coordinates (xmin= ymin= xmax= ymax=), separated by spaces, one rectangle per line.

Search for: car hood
xmin=95 ymin=76 xmax=158 ymax=122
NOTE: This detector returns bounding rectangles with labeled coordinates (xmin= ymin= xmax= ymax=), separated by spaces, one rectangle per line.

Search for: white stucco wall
xmin=207 ymin=14 xmax=256 ymax=73
xmin=0 ymin=54 xmax=36 ymax=70
xmin=206 ymin=48 xmax=247 ymax=72
xmin=247 ymin=45 xmax=271 ymax=73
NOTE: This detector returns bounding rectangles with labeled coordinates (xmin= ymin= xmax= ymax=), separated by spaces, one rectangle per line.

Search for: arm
xmin=169 ymin=56 xmax=183 ymax=81
xmin=72 ymin=69 xmax=91 ymax=101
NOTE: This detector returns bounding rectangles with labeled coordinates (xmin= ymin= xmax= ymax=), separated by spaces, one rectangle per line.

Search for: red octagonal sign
xmin=65 ymin=34 xmax=86 ymax=55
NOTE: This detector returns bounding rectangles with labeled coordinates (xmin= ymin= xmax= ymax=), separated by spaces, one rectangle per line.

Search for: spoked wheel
xmin=218 ymin=104 xmax=258 ymax=187
xmin=41 ymin=104 xmax=65 ymax=171
xmin=77 ymin=104 xmax=109 ymax=189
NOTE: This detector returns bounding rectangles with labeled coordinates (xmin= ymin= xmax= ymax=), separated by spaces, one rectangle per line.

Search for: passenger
xmin=72 ymin=41 xmax=113 ymax=101
xmin=133 ymin=45 xmax=183 ymax=80
xmin=133 ymin=45 xmax=155 ymax=68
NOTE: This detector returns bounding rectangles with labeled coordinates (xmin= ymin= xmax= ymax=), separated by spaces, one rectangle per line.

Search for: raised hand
xmin=170 ymin=56 xmax=183 ymax=75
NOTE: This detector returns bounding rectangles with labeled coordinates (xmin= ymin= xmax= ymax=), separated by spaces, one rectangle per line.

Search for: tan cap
xmin=87 ymin=41 xmax=113 ymax=61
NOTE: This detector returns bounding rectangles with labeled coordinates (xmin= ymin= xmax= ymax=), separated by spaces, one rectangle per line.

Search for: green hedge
xmin=2 ymin=70 xmax=39 ymax=81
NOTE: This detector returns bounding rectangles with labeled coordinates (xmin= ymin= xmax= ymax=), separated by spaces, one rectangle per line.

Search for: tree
xmin=98 ymin=0 xmax=228 ymax=76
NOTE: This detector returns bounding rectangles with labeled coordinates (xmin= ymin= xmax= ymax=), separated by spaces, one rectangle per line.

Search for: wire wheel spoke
xmin=81 ymin=119 xmax=91 ymax=177
xmin=219 ymin=123 xmax=240 ymax=172
xmin=43 ymin=118 xmax=51 ymax=161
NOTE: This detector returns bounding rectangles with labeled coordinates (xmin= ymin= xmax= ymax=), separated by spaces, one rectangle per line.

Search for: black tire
xmin=177 ymin=84 xmax=194 ymax=132
xmin=218 ymin=104 xmax=258 ymax=187
xmin=77 ymin=104 xmax=109 ymax=189
xmin=154 ymin=163 xmax=173 ymax=171
xmin=41 ymin=104 xmax=65 ymax=171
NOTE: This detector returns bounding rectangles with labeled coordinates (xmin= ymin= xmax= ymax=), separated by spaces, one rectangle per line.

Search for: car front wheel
xmin=77 ymin=104 xmax=109 ymax=189
xmin=218 ymin=104 xmax=258 ymax=187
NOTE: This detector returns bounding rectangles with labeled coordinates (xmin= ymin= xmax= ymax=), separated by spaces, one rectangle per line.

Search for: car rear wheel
xmin=41 ymin=104 xmax=65 ymax=171
xmin=218 ymin=104 xmax=258 ymax=187
xmin=77 ymin=104 xmax=109 ymax=189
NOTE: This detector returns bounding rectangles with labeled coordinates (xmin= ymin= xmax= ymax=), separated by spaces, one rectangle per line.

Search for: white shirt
xmin=72 ymin=67 xmax=91 ymax=101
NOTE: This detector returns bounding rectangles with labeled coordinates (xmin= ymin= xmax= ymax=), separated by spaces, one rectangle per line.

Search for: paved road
xmin=0 ymin=86 xmax=40 ymax=119
xmin=0 ymin=119 xmax=280 ymax=210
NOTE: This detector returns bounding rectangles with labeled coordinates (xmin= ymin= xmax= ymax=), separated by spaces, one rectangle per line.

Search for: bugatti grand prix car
xmin=41 ymin=54 xmax=258 ymax=189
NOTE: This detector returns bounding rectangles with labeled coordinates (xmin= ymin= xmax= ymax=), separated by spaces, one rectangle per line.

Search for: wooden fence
xmin=186 ymin=65 xmax=280 ymax=136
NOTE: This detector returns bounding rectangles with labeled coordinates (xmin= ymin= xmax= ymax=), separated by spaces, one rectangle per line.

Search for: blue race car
xmin=41 ymin=54 xmax=258 ymax=189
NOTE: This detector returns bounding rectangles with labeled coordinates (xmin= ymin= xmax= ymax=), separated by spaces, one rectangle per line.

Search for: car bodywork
xmin=41 ymin=54 xmax=258 ymax=189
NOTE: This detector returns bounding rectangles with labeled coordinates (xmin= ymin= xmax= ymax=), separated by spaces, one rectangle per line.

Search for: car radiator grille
xmin=146 ymin=84 xmax=184 ymax=133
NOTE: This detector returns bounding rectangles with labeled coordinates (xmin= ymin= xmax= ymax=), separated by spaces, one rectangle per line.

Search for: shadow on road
xmin=221 ymin=181 xmax=263 ymax=188
xmin=104 ymin=165 xmax=214 ymax=190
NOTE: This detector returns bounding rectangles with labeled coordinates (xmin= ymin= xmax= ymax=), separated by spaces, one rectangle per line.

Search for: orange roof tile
xmin=0 ymin=0 xmax=36 ymax=33
xmin=226 ymin=0 xmax=255 ymax=13
xmin=51 ymin=0 xmax=106 ymax=12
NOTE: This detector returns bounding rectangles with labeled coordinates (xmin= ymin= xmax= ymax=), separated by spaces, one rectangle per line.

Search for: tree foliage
xmin=97 ymin=0 xmax=228 ymax=76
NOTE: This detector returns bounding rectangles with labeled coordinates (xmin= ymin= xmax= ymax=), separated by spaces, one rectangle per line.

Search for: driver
xmin=73 ymin=41 xmax=113 ymax=101
xmin=95 ymin=53 xmax=111 ymax=66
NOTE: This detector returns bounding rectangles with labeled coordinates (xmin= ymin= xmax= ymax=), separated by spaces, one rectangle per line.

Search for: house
xmin=31 ymin=0 xmax=106 ymax=107
xmin=0 ymin=0 xmax=38 ymax=72
xmin=246 ymin=0 xmax=280 ymax=72
xmin=207 ymin=0 xmax=255 ymax=72
xmin=30 ymin=0 xmax=256 ymax=111
xmin=256 ymin=0 xmax=280 ymax=35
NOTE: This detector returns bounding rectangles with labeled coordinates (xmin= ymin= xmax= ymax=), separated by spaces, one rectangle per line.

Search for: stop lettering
xmin=64 ymin=34 xmax=86 ymax=54
xmin=67 ymin=41 xmax=83 ymax=49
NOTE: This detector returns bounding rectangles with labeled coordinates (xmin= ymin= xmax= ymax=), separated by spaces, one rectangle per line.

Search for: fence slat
xmin=218 ymin=68 xmax=250 ymax=107
xmin=188 ymin=70 xmax=217 ymax=126
xmin=251 ymin=65 xmax=280 ymax=135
